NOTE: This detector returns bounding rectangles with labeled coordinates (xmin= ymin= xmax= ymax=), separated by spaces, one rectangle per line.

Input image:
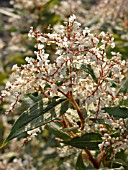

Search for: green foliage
xmin=103 ymin=107 xmax=128 ymax=119
xmin=76 ymin=152 xmax=86 ymax=170
xmin=1 ymin=97 xmax=69 ymax=148
xmin=62 ymin=133 xmax=102 ymax=150
xmin=81 ymin=64 xmax=98 ymax=84
xmin=45 ymin=122 xmax=71 ymax=141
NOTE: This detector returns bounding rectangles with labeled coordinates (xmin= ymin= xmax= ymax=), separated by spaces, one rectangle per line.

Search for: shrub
xmin=0 ymin=15 xmax=128 ymax=169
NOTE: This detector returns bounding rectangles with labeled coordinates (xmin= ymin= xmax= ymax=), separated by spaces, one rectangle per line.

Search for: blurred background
xmin=0 ymin=0 xmax=128 ymax=169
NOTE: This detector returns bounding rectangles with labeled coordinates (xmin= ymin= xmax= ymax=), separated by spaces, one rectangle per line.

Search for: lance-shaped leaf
xmin=45 ymin=122 xmax=71 ymax=141
xmin=1 ymin=97 xmax=69 ymax=148
xmin=76 ymin=152 xmax=86 ymax=170
xmin=103 ymin=107 xmax=128 ymax=119
xmin=110 ymin=159 xmax=128 ymax=168
xmin=81 ymin=64 xmax=98 ymax=84
xmin=62 ymin=133 xmax=102 ymax=150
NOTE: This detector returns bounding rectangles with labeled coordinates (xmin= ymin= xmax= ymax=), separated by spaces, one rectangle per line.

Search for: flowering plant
xmin=0 ymin=15 xmax=128 ymax=169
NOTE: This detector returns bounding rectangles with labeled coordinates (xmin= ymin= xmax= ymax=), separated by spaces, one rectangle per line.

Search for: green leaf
xmin=103 ymin=107 xmax=128 ymax=119
xmin=110 ymin=159 xmax=128 ymax=168
xmin=45 ymin=122 xmax=71 ymax=141
xmin=63 ymin=127 xmax=79 ymax=133
xmin=90 ymin=118 xmax=105 ymax=124
xmin=81 ymin=64 xmax=98 ymax=84
xmin=76 ymin=152 xmax=86 ymax=170
xmin=62 ymin=133 xmax=102 ymax=150
xmin=1 ymin=97 xmax=69 ymax=148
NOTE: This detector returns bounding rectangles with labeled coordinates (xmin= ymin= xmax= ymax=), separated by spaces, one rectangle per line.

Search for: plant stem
xmin=61 ymin=115 xmax=76 ymax=137
xmin=58 ymin=88 xmax=85 ymax=129
xmin=68 ymin=95 xmax=85 ymax=129
xmin=85 ymin=149 xmax=100 ymax=169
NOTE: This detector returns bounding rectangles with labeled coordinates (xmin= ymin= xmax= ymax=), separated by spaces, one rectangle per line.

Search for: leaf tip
xmin=0 ymin=140 xmax=8 ymax=149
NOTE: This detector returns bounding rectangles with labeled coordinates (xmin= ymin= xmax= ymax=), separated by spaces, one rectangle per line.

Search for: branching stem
xmin=85 ymin=149 xmax=101 ymax=169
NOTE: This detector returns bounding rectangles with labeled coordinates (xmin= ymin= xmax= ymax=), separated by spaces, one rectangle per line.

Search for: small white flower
xmin=111 ymin=51 xmax=116 ymax=55
xmin=69 ymin=14 xmax=76 ymax=23
xmin=111 ymin=42 xmax=115 ymax=48
xmin=104 ymin=141 xmax=110 ymax=147
xmin=38 ymin=43 xmax=44 ymax=50
xmin=83 ymin=27 xmax=90 ymax=36
xmin=93 ymin=37 xmax=99 ymax=45
xmin=28 ymin=27 xmax=35 ymax=38
xmin=12 ymin=64 xmax=18 ymax=71
xmin=99 ymin=31 xmax=105 ymax=37
xmin=27 ymin=128 xmax=40 ymax=138
xmin=78 ymin=45 xmax=84 ymax=51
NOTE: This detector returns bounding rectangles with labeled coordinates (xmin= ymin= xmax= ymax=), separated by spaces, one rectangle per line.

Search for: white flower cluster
xmin=27 ymin=127 xmax=41 ymax=138
xmin=0 ymin=15 xmax=127 ymax=116
xmin=98 ymin=113 xmax=128 ymax=159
